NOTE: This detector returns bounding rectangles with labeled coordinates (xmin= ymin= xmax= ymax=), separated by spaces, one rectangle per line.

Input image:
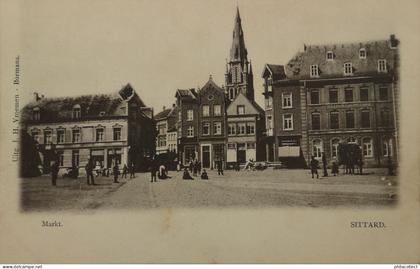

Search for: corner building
xmin=262 ymin=36 xmax=399 ymax=168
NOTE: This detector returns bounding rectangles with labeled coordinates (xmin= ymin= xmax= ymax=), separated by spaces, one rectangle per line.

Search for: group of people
xmin=85 ymin=159 xmax=136 ymax=185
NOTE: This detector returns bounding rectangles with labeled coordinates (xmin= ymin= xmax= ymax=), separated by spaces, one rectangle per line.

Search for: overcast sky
xmin=20 ymin=0 xmax=402 ymax=111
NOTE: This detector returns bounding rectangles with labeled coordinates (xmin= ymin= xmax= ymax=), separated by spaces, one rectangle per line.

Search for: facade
xmin=197 ymin=78 xmax=228 ymax=169
xmin=21 ymin=84 xmax=156 ymax=173
xmin=226 ymin=92 xmax=265 ymax=165
xmin=155 ymin=105 xmax=178 ymax=154
xmin=262 ymin=35 xmax=399 ymax=168
xmin=175 ymin=89 xmax=199 ymax=166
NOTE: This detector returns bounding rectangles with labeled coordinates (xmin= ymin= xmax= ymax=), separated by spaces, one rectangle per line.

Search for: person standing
xmin=387 ymin=155 xmax=394 ymax=176
xmin=51 ymin=160 xmax=59 ymax=186
xmin=85 ymin=158 xmax=95 ymax=185
xmin=322 ymin=152 xmax=328 ymax=177
xmin=217 ymin=160 xmax=224 ymax=176
xmin=331 ymin=160 xmax=339 ymax=176
xmin=113 ymin=162 xmax=120 ymax=183
xmin=193 ymin=160 xmax=198 ymax=177
xmin=150 ymin=159 xmax=157 ymax=182
xmin=121 ymin=164 xmax=128 ymax=179
xmin=130 ymin=163 xmax=135 ymax=179
xmin=310 ymin=156 xmax=319 ymax=179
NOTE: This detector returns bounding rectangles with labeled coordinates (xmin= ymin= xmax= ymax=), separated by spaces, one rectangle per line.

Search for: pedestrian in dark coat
xmin=198 ymin=161 xmax=202 ymax=174
xmin=217 ymin=160 xmax=224 ymax=175
xmin=322 ymin=152 xmax=328 ymax=177
xmin=189 ymin=161 xmax=194 ymax=173
xmin=150 ymin=160 xmax=157 ymax=182
xmin=331 ymin=160 xmax=339 ymax=176
xmin=193 ymin=160 xmax=198 ymax=176
xmin=387 ymin=156 xmax=394 ymax=176
xmin=130 ymin=163 xmax=135 ymax=179
xmin=85 ymin=159 xmax=95 ymax=185
xmin=51 ymin=161 xmax=59 ymax=186
xmin=113 ymin=163 xmax=120 ymax=183
xmin=310 ymin=156 xmax=319 ymax=179
xmin=122 ymin=164 xmax=128 ymax=179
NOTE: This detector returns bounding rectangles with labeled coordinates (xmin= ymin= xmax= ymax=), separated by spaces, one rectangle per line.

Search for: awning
xmin=278 ymin=146 xmax=300 ymax=157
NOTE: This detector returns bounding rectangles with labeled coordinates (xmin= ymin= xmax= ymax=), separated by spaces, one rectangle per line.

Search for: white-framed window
xmin=228 ymin=123 xmax=236 ymax=135
xmin=246 ymin=122 xmax=255 ymax=134
xmin=72 ymin=129 xmax=81 ymax=143
xmin=237 ymin=105 xmax=245 ymax=115
xmin=96 ymin=128 xmax=104 ymax=142
xmin=383 ymin=138 xmax=393 ymax=157
xmin=157 ymin=123 xmax=166 ymax=135
xmin=213 ymin=105 xmax=221 ymax=116
xmin=202 ymin=105 xmax=210 ymax=117
xmin=57 ymin=129 xmax=65 ymax=143
xmin=267 ymin=116 xmax=273 ymax=129
xmin=187 ymin=126 xmax=194 ymax=137
xmin=310 ymin=65 xmax=319 ymax=78
xmin=282 ymin=92 xmax=292 ymax=108
xmin=378 ymin=59 xmax=387 ymax=73
xmin=44 ymin=130 xmax=52 ymax=144
xmin=33 ymin=107 xmax=40 ymax=121
xmin=326 ymin=51 xmax=334 ymax=61
xmin=359 ymin=48 xmax=366 ymax=59
xmin=312 ymin=139 xmax=323 ymax=159
xmin=265 ymin=96 xmax=273 ymax=109
xmin=187 ymin=109 xmax=194 ymax=121
xmin=331 ymin=138 xmax=340 ymax=158
xmin=202 ymin=122 xmax=210 ymax=135
xmin=113 ymin=127 xmax=121 ymax=141
xmin=344 ymin=62 xmax=353 ymax=75
xmin=213 ymin=122 xmax=222 ymax=135
xmin=72 ymin=104 xmax=81 ymax=119
xmin=363 ymin=137 xmax=373 ymax=157
xmin=283 ymin=114 xmax=293 ymax=131
xmin=237 ymin=123 xmax=246 ymax=135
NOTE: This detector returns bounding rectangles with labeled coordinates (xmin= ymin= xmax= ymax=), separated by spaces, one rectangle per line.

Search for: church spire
xmin=230 ymin=6 xmax=247 ymax=62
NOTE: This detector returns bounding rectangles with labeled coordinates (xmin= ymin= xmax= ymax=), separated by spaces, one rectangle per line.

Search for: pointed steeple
xmin=230 ymin=6 xmax=247 ymax=62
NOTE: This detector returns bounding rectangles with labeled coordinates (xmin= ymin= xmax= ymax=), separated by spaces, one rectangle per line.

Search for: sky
xmin=19 ymin=0 xmax=404 ymax=112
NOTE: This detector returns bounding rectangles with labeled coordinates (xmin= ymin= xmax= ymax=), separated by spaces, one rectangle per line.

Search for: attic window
xmin=326 ymin=51 xmax=334 ymax=61
xmin=378 ymin=59 xmax=387 ymax=73
xmin=73 ymin=104 xmax=81 ymax=119
xmin=32 ymin=107 xmax=40 ymax=121
xmin=310 ymin=65 xmax=319 ymax=78
xmin=99 ymin=111 xmax=106 ymax=116
xmin=344 ymin=62 xmax=353 ymax=76
xmin=359 ymin=48 xmax=366 ymax=59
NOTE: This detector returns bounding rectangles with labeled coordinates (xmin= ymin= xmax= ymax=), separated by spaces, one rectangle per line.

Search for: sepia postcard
xmin=0 ymin=0 xmax=419 ymax=264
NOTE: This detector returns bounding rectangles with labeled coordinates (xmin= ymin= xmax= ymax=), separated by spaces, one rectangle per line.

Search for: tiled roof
xmin=284 ymin=36 xmax=399 ymax=80
xmin=21 ymin=83 xmax=143 ymax=123
xmin=154 ymin=108 xmax=172 ymax=120
xmin=175 ymin=89 xmax=197 ymax=99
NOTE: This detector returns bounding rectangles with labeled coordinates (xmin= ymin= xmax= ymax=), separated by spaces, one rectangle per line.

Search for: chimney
xmin=34 ymin=92 xmax=41 ymax=102
xmin=172 ymin=103 xmax=175 ymax=108
xmin=390 ymin=34 xmax=398 ymax=48
xmin=162 ymin=106 xmax=166 ymax=111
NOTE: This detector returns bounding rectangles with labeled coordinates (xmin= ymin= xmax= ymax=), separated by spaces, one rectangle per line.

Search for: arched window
xmin=331 ymin=138 xmax=340 ymax=158
xmin=73 ymin=104 xmax=81 ymax=119
xmin=383 ymin=138 xmax=393 ymax=157
xmin=312 ymin=139 xmax=323 ymax=159
xmin=32 ymin=107 xmax=40 ymax=121
xmin=362 ymin=137 xmax=373 ymax=157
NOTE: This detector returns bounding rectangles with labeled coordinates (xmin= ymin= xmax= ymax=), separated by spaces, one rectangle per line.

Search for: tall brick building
xmin=262 ymin=35 xmax=399 ymax=168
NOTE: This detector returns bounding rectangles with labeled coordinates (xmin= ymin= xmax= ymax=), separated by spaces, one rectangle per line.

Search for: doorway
xmin=202 ymin=145 xmax=211 ymax=168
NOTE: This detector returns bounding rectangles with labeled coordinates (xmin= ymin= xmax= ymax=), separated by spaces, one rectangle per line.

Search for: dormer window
xmin=73 ymin=104 xmax=81 ymax=119
xmin=378 ymin=59 xmax=387 ymax=73
xmin=344 ymin=62 xmax=353 ymax=76
xmin=326 ymin=51 xmax=334 ymax=61
xmin=32 ymin=107 xmax=40 ymax=121
xmin=310 ymin=65 xmax=319 ymax=78
xmin=99 ymin=111 xmax=106 ymax=117
xmin=359 ymin=48 xmax=366 ymax=59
